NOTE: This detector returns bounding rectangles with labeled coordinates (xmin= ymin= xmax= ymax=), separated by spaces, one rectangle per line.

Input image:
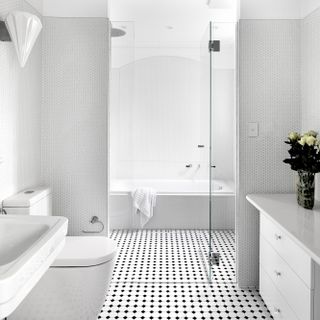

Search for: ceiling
xmin=109 ymin=0 xmax=237 ymax=69
xmin=25 ymin=0 xmax=320 ymax=20
xmin=109 ymin=0 xmax=237 ymax=45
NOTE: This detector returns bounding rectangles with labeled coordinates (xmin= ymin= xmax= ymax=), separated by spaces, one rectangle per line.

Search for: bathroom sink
xmin=0 ymin=215 xmax=68 ymax=318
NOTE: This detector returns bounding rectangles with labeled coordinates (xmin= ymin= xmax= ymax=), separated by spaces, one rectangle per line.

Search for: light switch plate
xmin=0 ymin=156 xmax=4 ymax=164
xmin=248 ymin=122 xmax=259 ymax=137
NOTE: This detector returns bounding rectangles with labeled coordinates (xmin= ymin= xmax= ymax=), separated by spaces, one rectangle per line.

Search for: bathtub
xmin=109 ymin=179 xmax=235 ymax=230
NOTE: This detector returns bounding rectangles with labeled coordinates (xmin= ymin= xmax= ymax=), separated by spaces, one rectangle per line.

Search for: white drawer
xmin=260 ymin=266 xmax=299 ymax=320
xmin=260 ymin=213 xmax=312 ymax=287
xmin=260 ymin=236 xmax=312 ymax=320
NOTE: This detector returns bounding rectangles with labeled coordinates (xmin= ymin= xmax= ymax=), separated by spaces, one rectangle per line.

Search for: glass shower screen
xmin=202 ymin=21 xmax=237 ymax=282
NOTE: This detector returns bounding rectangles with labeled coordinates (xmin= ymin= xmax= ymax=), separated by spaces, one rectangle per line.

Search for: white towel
xmin=131 ymin=188 xmax=157 ymax=228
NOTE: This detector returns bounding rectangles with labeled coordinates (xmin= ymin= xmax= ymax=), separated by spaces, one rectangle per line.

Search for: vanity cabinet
xmin=247 ymin=194 xmax=320 ymax=320
xmin=260 ymin=214 xmax=313 ymax=320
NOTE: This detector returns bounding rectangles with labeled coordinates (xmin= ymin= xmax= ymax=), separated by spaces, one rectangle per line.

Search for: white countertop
xmin=247 ymin=194 xmax=320 ymax=265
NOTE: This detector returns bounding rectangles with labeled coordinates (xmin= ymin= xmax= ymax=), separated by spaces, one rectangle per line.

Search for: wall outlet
xmin=248 ymin=122 xmax=259 ymax=137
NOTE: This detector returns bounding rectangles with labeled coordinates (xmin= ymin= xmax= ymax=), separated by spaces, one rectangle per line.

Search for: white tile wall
xmin=301 ymin=7 xmax=320 ymax=200
xmin=0 ymin=0 xmax=42 ymax=203
xmin=238 ymin=20 xmax=301 ymax=287
xmin=240 ymin=0 xmax=301 ymax=19
xmin=110 ymin=55 xmax=235 ymax=181
xmin=301 ymin=0 xmax=320 ymax=18
xmin=301 ymin=8 xmax=320 ymax=133
xmin=110 ymin=56 xmax=203 ymax=180
xmin=41 ymin=17 xmax=109 ymax=235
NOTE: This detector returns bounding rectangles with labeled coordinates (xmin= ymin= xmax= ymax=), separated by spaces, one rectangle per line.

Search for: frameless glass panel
xmin=200 ymin=22 xmax=213 ymax=281
xmin=202 ymin=21 xmax=237 ymax=283
xmin=109 ymin=21 xmax=135 ymax=227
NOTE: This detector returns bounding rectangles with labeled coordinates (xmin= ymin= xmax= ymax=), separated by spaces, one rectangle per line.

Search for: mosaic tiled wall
xmin=301 ymin=7 xmax=320 ymax=200
xmin=41 ymin=17 xmax=109 ymax=235
xmin=238 ymin=20 xmax=301 ymax=287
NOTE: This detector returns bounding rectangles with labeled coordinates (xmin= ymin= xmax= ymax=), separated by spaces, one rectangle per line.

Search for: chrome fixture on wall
xmin=82 ymin=216 xmax=105 ymax=234
xmin=0 ymin=11 xmax=42 ymax=67
xmin=209 ymin=40 xmax=220 ymax=52
xmin=111 ymin=28 xmax=126 ymax=38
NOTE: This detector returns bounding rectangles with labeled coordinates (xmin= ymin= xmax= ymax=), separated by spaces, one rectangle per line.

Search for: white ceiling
xmin=109 ymin=0 xmax=237 ymax=44
xmin=109 ymin=0 xmax=237 ymax=69
xmin=25 ymin=0 xmax=320 ymax=20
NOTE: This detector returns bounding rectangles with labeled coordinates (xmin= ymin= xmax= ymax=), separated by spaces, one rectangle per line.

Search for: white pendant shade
xmin=5 ymin=11 xmax=42 ymax=68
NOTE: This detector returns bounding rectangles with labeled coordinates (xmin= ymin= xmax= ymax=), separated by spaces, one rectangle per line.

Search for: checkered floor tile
xmin=110 ymin=229 xmax=236 ymax=283
xmin=98 ymin=230 xmax=272 ymax=320
xmin=99 ymin=282 xmax=273 ymax=320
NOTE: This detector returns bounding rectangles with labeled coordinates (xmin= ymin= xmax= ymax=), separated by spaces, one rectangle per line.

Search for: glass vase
xmin=297 ymin=170 xmax=315 ymax=210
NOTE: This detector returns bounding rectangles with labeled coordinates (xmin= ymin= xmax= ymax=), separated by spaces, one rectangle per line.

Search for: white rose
xmin=288 ymin=132 xmax=300 ymax=141
xmin=306 ymin=135 xmax=317 ymax=146
xmin=306 ymin=130 xmax=318 ymax=137
xmin=299 ymin=136 xmax=307 ymax=146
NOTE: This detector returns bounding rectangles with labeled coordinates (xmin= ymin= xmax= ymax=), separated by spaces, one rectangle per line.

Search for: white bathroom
xmin=1 ymin=0 xmax=320 ymax=319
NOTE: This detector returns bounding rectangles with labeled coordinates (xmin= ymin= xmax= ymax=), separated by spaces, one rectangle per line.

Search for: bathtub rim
xmin=110 ymin=192 xmax=235 ymax=196
xmin=110 ymin=179 xmax=235 ymax=197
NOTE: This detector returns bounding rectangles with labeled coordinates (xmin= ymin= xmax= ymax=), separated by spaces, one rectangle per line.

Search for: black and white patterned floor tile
xmin=99 ymin=283 xmax=273 ymax=320
xmin=110 ymin=229 xmax=236 ymax=283
xmin=98 ymin=230 xmax=273 ymax=319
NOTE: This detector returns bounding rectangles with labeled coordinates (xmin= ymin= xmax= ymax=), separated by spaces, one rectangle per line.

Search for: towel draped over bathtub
xmin=131 ymin=188 xmax=157 ymax=228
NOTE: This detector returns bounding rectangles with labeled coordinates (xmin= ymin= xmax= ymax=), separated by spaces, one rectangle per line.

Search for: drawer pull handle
xmin=275 ymin=234 xmax=282 ymax=240
xmin=274 ymin=307 xmax=281 ymax=314
xmin=274 ymin=270 xmax=282 ymax=277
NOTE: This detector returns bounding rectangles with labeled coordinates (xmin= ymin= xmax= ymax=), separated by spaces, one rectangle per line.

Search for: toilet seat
xmin=52 ymin=236 xmax=117 ymax=267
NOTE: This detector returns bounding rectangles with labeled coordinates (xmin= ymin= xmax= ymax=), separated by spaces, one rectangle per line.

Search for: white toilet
xmin=3 ymin=187 xmax=117 ymax=320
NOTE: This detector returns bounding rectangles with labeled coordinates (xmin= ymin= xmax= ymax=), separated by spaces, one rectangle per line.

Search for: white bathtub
xmin=109 ymin=179 xmax=235 ymax=230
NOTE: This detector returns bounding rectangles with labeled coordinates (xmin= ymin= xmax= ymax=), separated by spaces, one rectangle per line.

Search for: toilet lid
xmin=52 ymin=236 xmax=118 ymax=267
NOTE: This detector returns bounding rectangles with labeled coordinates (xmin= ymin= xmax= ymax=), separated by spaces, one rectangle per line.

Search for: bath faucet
xmin=186 ymin=164 xmax=193 ymax=168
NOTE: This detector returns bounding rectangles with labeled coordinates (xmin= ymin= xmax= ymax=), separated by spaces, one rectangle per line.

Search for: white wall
xmin=25 ymin=0 xmax=42 ymax=13
xmin=301 ymin=7 xmax=320 ymax=132
xmin=0 ymin=0 xmax=42 ymax=203
xmin=238 ymin=0 xmax=320 ymax=289
xmin=241 ymin=0 xmax=320 ymax=19
xmin=25 ymin=0 xmax=109 ymax=17
xmin=110 ymin=55 xmax=235 ymax=181
xmin=301 ymin=0 xmax=320 ymax=18
xmin=238 ymin=20 xmax=301 ymax=287
xmin=212 ymin=70 xmax=235 ymax=180
xmin=42 ymin=0 xmax=108 ymax=17
xmin=41 ymin=17 xmax=109 ymax=235
xmin=301 ymin=6 xmax=320 ymax=199
xmin=110 ymin=56 xmax=203 ymax=180
xmin=240 ymin=0 xmax=301 ymax=19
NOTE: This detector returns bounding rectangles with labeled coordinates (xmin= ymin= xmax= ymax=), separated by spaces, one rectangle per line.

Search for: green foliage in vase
xmin=283 ymin=131 xmax=320 ymax=173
